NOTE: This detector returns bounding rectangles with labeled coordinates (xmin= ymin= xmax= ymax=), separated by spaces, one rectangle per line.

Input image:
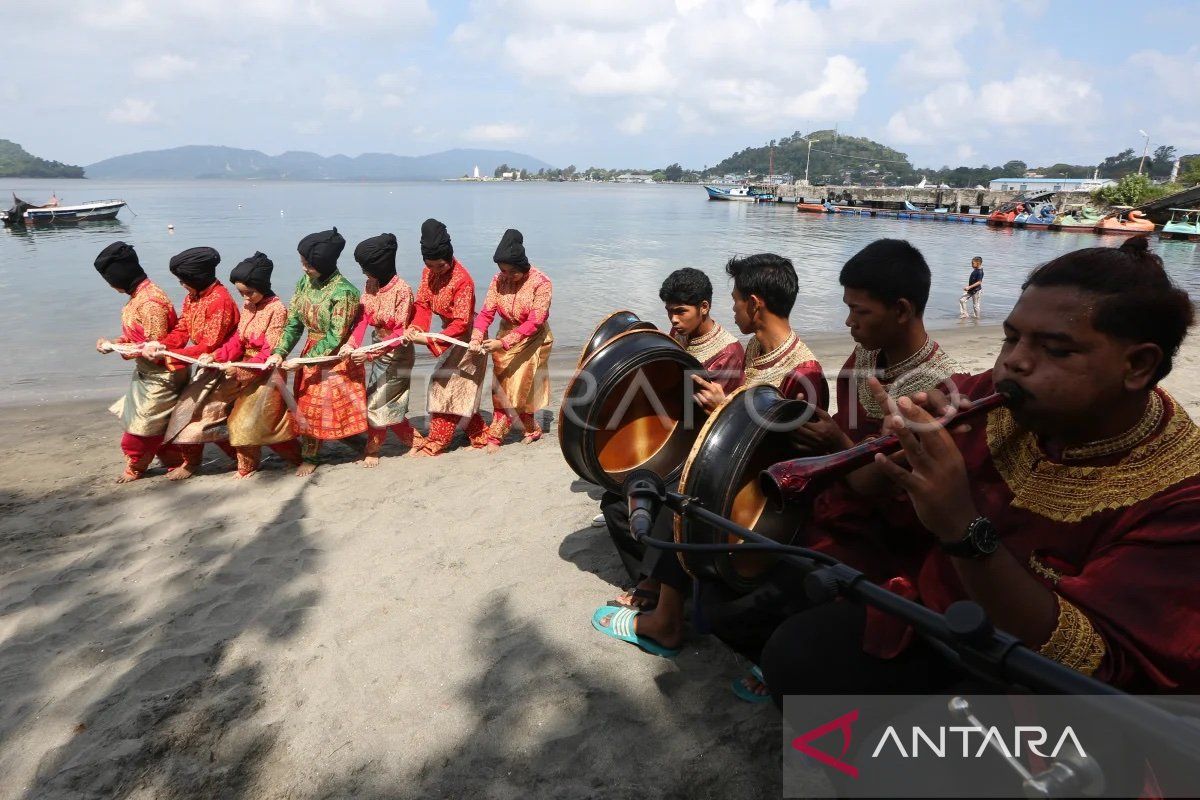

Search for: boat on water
xmin=796 ymin=200 xmax=830 ymax=213
xmin=1095 ymin=207 xmax=1156 ymax=235
xmin=1160 ymin=208 xmax=1200 ymax=242
xmin=1050 ymin=205 xmax=1105 ymax=231
xmin=1 ymin=194 xmax=126 ymax=226
xmin=1013 ymin=202 xmax=1058 ymax=230
xmin=704 ymin=185 xmax=770 ymax=202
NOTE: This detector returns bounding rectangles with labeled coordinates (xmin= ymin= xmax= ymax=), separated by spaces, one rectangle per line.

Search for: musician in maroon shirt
xmin=762 ymin=236 xmax=1200 ymax=700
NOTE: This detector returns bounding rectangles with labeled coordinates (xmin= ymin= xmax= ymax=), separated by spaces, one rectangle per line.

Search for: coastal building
xmin=988 ymin=177 xmax=1115 ymax=193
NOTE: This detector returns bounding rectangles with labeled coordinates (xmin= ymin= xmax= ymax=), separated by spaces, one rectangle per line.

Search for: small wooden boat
xmin=1160 ymin=208 xmax=1200 ymax=242
xmin=1095 ymin=208 xmax=1155 ymax=235
xmin=2 ymin=194 xmax=126 ymax=225
xmin=796 ymin=201 xmax=830 ymax=213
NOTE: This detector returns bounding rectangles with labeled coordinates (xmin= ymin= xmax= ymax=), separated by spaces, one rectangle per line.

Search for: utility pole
xmin=1137 ymin=129 xmax=1151 ymax=176
xmin=804 ymin=138 xmax=818 ymax=185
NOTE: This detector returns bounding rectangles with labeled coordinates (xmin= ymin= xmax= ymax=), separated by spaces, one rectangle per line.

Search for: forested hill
xmin=0 ymin=140 xmax=85 ymax=178
xmin=710 ymin=130 xmax=919 ymax=184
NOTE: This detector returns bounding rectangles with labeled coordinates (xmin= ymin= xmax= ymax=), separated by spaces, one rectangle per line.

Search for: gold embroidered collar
xmin=744 ymin=332 xmax=816 ymax=389
xmin=987 ymin=390 xmax=1200 ymax=522
xmin=680 ymin=323 xmax=738 ymax=365
xmin=1061 ymin=392 xmax=1164 ymax=461
xmin=853 ymin=340 xmax=961 ymax=420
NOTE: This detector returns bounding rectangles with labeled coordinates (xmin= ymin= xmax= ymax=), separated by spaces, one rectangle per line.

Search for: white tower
xmin=473 ymin=165 xmax=480 ymax=179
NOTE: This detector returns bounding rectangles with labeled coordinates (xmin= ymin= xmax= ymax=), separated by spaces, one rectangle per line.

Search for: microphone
xmin=623 ymin=469 xmax=665 ymax=542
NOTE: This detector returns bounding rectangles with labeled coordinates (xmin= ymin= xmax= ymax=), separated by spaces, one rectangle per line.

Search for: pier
xmin=750 ymin=184 xmax=1062 ymax=213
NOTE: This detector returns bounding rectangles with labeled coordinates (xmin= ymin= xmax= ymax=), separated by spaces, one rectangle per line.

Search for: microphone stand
xmin=621 ymin=470 xmax=1200 ymax=773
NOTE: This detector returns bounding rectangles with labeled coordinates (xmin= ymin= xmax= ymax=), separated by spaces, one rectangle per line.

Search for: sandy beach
xmin=3 ymin=322 xmax=1198 ymax=799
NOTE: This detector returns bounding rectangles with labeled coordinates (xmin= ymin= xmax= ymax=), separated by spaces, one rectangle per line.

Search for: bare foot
xmin=363 ymin=455 xmax=381 ymax=468
xmin=409 ymin=448 xmax=433 ymax=459
xmin=485 ymin=441 xmax=501 ymax=454
xmin=522 ymin=432 xmax=542 ymax=444
xmin=613 ymin=578 xmax=661 ymax=609
xmin=116 ymin=470 xmax=141 ymax=484
xmin=295 ymin=462 xmax=317 ymax=477
xmin=235 ymin=471 xmax=257 ymax=480
xmin=738 ymin=674 xmax=769 ymax=698
xmin=628 ymin=605 xmax=684 ymax=649
xmin=167 ymin=465 xmax=194 ymax=481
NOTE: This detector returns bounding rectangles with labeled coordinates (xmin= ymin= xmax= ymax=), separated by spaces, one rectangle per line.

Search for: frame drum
xmin=674 ymin=384 xmax=813 ymax=594
xmin=577 ymin=310 xmax=658 ymax=366
xmin=559 ymin=327 xmax=706 ymax=492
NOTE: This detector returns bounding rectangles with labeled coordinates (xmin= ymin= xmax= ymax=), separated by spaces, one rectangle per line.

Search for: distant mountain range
xmin=86 ymin=145 xmax=554 ymax=181
xmin=0 ymin=140 xmax=85 ymax=179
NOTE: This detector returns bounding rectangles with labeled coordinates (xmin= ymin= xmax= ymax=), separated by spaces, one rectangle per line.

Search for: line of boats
xmin=2 ymin=194 xmax=127 ymax=226
xmin=705 ymin=181 xmax=1200 ymax=241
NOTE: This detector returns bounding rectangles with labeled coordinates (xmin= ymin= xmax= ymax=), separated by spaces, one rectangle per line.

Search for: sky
xmin=4 ymin=0 xmax=1198 ymax=171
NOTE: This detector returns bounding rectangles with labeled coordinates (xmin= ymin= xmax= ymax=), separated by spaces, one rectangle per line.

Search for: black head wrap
xmin=169 ymin=246 xmax=221 ymax=291
xmin=354 ymin=233 xmax=399 ymax=283
xmin=492 ymin=228 xmax=530 ymax=270
xmin=297 ymin=227 xmax=345 ymax=280
xmin=94 ymin=241 xmax=147 ymax=293
xmin=419 ymin=218 xmax=453 ymax=262
xmin=230 ymin=251 xmax=275 ymax=297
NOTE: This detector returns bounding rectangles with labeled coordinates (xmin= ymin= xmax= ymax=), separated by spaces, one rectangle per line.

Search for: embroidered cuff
xmin=1038 ymin=595 xmax=1106 ymax=676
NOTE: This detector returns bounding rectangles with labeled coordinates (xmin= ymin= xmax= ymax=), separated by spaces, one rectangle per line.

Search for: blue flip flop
xmin=591 ymin=605 xmax=681 ymax=659
xmin=731 ymin=665 xmax=772 ymax=703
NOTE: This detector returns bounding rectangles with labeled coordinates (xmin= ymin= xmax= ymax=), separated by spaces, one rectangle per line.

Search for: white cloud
xmin=377 ymin=68 xmax=420 ymax=108
xmin=133 ymin=54 xmax=198 ymax=82
xmin=107 ymin=98 xmax=159 ymax=125
xmin=886 ymin=75 xmax=1100 ymax=145
xmin=465 ymin=123 xmax=529 ymax=143
xmin=463 ymin=1 xmax=869 ymax=127
xmin=1128 ymin=47 xmax=1200 ymax=104
xmin=955 ymin=143 xmax=977 ymax=162
xmin=618 ymin=112 xmax=648 ymax=135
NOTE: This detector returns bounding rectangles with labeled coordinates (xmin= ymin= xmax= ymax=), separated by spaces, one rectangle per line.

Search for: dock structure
xmin=748 ymin=184 xmax=1084 ymax=214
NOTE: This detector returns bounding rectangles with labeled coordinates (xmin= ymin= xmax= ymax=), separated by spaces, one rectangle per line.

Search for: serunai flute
xmin=759 ymin=380 xmax=1025 ymax=509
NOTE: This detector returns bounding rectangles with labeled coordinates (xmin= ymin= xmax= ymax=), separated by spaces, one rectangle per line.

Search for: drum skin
xmin=578 ymin=310 xmax=658 ymax=366
xmin=674 ymin=383 xmax=813 ymax=594
xmin=559 ymin=328 xmax=706 ymax=492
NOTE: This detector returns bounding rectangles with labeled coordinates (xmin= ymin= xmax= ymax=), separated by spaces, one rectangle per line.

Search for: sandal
xmin=731 ymin=665 xmax=772 ymax=704
xmin=607 ymin=587 xmax=659 ymax=611
xmin=591 ymin=606 xmax=680 ymax=659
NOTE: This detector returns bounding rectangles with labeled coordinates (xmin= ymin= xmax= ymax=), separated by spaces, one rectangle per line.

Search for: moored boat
xmin=2 ymin=194 xmax=126 ymax=226
xmin=1160 ymin=208 xmax=1200 ymax=241
xmin=1095 ymin=208 xmax=1156 ymax=235
xmin=705 ymin=185 xmax=766 ymax=202
xmin=1050 ymin=204 xmax=1105 ymax=231
xmin=796 ymin=201 xmax=830 ymax=213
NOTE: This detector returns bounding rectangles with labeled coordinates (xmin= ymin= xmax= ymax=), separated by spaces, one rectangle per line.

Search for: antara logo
xmin=791 ymin=710 xmax=1087 ymax=779
xmin=871 ymin=725 xmax=1087 ymax=760
xmin=791 ymin=709 xmax=861 ymax=779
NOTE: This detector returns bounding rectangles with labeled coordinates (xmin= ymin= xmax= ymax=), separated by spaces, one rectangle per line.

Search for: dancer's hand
xmin=197 ymin=353 xmax=215 ymax=366
xmin=351 ymin=350 xmax=370 ymax=365
xmin=406 ymin=329 xmax=428 ymax=345
xmin=143 ymin=341 xmax=165 ymax=358
xmin=480 ymin=339 xmax=503 ymax=353
xmin=281 ymin=359 xmax=298 ymax=371
xmin=96 ymin=338 xmax=111 ymax=353
xmin=264 ymin=354 xmax=284 ymax=370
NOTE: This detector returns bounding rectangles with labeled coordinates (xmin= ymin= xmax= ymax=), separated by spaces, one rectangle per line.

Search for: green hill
xmin=0 ymin=140 xmax=85 ymax=178
xmin=710 ymin=129 xmax=920 ymax=185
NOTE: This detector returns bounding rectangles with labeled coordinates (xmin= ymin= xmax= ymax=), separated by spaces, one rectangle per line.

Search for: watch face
xmin=971 ymin=519 xmax=999 ymax=555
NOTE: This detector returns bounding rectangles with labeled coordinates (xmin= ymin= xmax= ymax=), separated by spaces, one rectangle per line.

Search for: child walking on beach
xmin=958 ymin=256 xmax=984 ymax=319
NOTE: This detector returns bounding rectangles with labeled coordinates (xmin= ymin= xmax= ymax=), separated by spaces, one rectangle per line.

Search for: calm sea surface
xmin=2 ymin=178 xmax=1197 ymax=403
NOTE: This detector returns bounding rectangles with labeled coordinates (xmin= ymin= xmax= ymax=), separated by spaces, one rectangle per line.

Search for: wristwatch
xmin=940 ymin=516 xmax=999 ymax=559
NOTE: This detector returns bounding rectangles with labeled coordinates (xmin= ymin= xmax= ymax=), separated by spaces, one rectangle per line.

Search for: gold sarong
xmin=366 ymin=337 xmax=415 ymax=428
xmin=109 ymin=358 xmax=188 ymax=437
xmin=427 ymin=345 xmax=487 ymax=418
xmin=228 ymin=370 xmax=298 ymax=447
xmin=490 ymin=321 xmax=553 ymax=414
xmin=165 ymin=370 xmax=241 ymax=444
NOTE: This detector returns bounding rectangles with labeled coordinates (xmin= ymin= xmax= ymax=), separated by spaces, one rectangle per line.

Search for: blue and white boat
xmin=704 ymin=185 xmax=768 ymax=202
xmin=2 ymin=194 xmax=126 ymax=226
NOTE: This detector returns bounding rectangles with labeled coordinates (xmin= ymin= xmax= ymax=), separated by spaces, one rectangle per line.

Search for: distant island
xmin=0 ymin=140 xmax=85 ymax=179
xmin=86 ymin=145 xmax=553 ymax=181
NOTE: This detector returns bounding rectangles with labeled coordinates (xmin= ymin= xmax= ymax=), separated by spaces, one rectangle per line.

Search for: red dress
xmin=411 ymin=261 xmax=487 ymax=454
